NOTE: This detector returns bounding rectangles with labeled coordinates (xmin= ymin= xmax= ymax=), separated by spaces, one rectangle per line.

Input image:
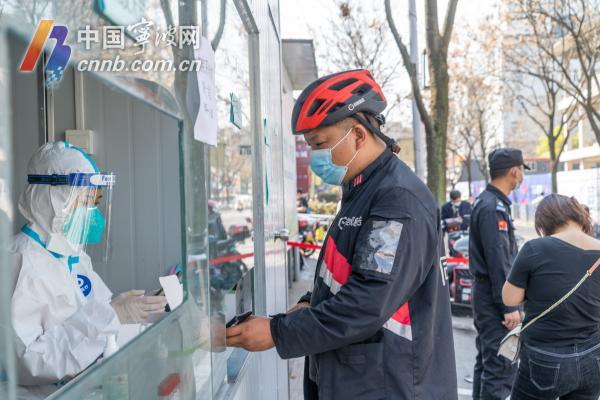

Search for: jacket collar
xmin=342 ymin=149 xmax=393 ymax=200
xmin=486 ymin=183 xmax=512 ymax=206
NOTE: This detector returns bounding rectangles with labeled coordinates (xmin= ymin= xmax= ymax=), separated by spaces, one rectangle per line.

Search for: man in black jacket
xmin=442 ymin=190 xmax=471 ymax=232
xmin=226 ymin=70 xmax=457 ymax=399
xmin=441 ymin=190 xmax=472 ymax=256
xmin=469 ymin=148 xmax=528 ymax=399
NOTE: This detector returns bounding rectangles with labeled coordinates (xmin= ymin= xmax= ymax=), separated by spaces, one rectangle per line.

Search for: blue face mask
xmin=310 ymin=127 xmax=360 ymax=186
xmin=64 ymin=206 xmax=106 ymax=245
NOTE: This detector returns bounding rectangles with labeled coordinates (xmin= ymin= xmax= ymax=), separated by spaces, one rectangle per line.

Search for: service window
xmin=0 ymin=29 xmax=16 ymax=400
xmin=207 ymin=0 xmax=256 ymax=393
xmin=5 ymin=24 xmax=212 ymax=399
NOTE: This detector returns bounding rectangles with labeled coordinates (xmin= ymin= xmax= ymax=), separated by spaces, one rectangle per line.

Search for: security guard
xmin=469 ymin=148 xmax=529 ymax=399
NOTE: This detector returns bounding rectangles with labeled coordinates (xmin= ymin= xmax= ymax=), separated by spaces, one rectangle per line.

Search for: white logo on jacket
xmin=338 ymin=216 xmax=362 ymax=230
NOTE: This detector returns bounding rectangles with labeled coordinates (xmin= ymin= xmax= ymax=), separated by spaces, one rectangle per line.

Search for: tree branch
xmin=441 ymin=0 xmax=459 ymax=51
xmin=211 ymin=0 xmax=227 ymax=51
xmin=384 ymin=0 xmax=434 ymax=135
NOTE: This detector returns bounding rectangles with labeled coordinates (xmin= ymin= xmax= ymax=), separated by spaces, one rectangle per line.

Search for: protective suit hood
xmin=18 ymin=141 xmax=99 ymax=255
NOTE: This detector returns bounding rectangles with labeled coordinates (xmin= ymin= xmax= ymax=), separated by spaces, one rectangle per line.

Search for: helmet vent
xmin=329 ymin=102 xmax=346 ymax=114
xmin=352 ymin=83 xmax=372 ymax=96
xmin=307 ymin=99 xmax=325 ymax=117
xmin=329 ymin=78 xmax=358 ymax=91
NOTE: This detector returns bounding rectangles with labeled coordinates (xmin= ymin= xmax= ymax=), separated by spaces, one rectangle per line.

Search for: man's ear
xmin=353 ymin=124 xmax=369 ymax=149
xmin=511 ymin=166 xmax=520 ymax=179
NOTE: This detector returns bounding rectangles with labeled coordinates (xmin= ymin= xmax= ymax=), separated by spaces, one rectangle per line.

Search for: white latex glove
xmin=111 ymin=290 xmax=168 ymax=324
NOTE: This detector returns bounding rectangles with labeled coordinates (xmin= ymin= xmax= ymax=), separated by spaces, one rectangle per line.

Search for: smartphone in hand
xmin=226 ymin=311 xmax=253 ymax=328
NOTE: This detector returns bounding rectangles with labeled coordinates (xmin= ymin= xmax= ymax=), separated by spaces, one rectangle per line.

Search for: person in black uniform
xmin=442 ymin=190 xmax=471 ymax=232
xmin=442 ymin=190 xmax=472 ymax=255
xmin=469 ymin=148 xmax=529 ymax=399
xmin=226 ymin=69 xmax=457 ymax=399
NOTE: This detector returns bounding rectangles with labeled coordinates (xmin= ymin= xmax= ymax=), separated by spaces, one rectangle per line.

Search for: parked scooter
xmin=209 ymin=236 xmax=249 ymax=292
xmin=446 ymin=236 xmax=473 ymax=312
xmin=447 ymin=229 xmax=469 ymax=257
xmin=443 ymin=214 xmax=470 ymax=257
xmin=298 ymin=217 xmax=317 ymax=257
xmin=446 ymin=228 xmax=527 ymax=314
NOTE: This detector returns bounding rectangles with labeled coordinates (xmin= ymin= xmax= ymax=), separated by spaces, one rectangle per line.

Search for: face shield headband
xmin=28 ymin=173 xmax=116 ymax=187
xmin=27 ymin=172 xmax=116 ymax=261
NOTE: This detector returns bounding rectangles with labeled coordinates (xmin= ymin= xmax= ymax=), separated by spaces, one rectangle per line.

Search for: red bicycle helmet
xmin=291 ymin=69 xmax=400 ymax=153
xmin=292 ymin=69 xmax=386 ymax=134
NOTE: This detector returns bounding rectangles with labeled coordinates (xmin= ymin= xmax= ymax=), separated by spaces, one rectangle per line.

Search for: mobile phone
xmin=226 ymin=311 xmax=253 ymax=328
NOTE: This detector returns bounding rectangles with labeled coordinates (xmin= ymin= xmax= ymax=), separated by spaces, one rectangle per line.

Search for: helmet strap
xmin=350 ymin=114 xmax=401 ymax=154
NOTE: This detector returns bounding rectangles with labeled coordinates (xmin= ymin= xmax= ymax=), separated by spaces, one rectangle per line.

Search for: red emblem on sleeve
xmin=498 ymin=220 xmax=508 ymax=231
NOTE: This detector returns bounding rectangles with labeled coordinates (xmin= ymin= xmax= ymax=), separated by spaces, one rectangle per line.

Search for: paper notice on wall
xmin=193 ymin=36 xmax=217 ymax=146
xmin=159 ymin=275 xmax=183 ymax=310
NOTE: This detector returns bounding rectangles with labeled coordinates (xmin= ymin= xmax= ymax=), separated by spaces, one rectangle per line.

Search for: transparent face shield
xmin=28 ymin=172 xmax=116 ymax=260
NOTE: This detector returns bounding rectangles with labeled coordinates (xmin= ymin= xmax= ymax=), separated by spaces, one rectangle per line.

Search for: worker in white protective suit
xmin=11 ymin=141 xmax=167 ymax=399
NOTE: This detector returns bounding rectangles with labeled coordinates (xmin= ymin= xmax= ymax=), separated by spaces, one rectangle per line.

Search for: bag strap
xmin=521 ymin=256 xmax=600 ymax=333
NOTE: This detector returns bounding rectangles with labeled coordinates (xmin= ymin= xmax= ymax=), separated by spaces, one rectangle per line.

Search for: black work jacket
xmin=271 ymin=149 xmax=457 ymax=400
xmin=469 ymin=184 xmax=519 ymax=314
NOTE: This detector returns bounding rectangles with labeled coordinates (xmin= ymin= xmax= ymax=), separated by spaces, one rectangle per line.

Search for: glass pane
xmin=0 ymin=30 xmax=16 ymax=400
xmin=207 ymin=0 xmax=254 ymax=393
xmin=39 ymin=113 xmax=213 ymax=400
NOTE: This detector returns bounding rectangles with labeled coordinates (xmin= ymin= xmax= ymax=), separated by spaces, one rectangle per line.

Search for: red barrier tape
xmin=208 ymin=241 xmax=322 ymax=266
xmin=209 ymin=252 xmax=254 ymax=265
xmin=287 ymin=241 xmax=323 ymax=250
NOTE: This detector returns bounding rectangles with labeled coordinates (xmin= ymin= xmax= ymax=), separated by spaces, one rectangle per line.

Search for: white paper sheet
xmin=193 ymin=36 xmax=217 ymax=145
xmin=159 ymin=275 xmax=183 ymax=310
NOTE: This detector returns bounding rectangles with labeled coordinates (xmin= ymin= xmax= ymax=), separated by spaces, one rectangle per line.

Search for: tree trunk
xmin=587 ymin=106 xmax=600 ymax=147
xmin=550 ymin=147 xmax=558 ymax=193
xmin=427 ymin=53 xmax=449 ymax=204
xmin=548 ymin=126 xmax=558 ymax=193
xmin=551 ymin=163 xmax=558 ymax=194
xmin=466 ymin=157 xmax=473 ymax=198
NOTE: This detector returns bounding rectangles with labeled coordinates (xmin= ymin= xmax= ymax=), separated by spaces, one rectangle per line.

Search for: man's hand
xmin=226 ymin=316 xmax=275 ymax=352
xmin=502 ymin=311 xmax=522 ymax=330
xmin=286 ymin=301 xmax=310 ymax=314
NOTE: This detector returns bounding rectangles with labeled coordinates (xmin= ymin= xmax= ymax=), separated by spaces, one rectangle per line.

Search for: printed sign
xmin=230 ymin=93 xmax=243 ymax=129
xmin=193 ymin=37 xmax=217 ymax=146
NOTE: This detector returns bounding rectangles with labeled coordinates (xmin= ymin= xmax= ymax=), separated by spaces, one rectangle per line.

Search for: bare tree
xmin=447 ymin=125 xmax=476 ymax=196
xmin=448 ymin=18 xmax=504 ymax=194
xmin=385 ymin=0 xmax=459 ymax=203
xmin=448 ymin=75 xmax=496 ymax=195
xmin=512 ymin=0 xmax=600 ymax=148
xmin=505 ymin=0 xmax=590 ymax=192
xmin=7 ymin=0 xmax=50 ymax=26
xmin=211 ymin=127 xmax=252 ymax=204
xmin=311 ymin=1 xmax=403 ymax=118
